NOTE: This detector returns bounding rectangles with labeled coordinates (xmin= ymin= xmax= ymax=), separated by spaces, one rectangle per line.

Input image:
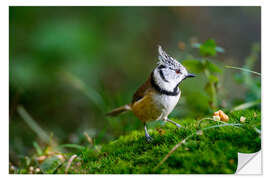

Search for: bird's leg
xmin=164 ymin=117 xmax=182 ymax=128
xmin=144 ymin=123 xmax=152 ymax=142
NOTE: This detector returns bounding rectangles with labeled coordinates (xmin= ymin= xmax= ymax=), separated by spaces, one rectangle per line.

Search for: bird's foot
xmin=145 ymin=134 xmax=153 ymax=142
xmin=175 ymin=123 xmax=182 ymax=128
xmin=166 ymin=118 xmax=182 ymax=128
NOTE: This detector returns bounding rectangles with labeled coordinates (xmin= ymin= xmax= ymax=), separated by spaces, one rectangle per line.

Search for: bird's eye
xmin=175 ymin=69 xmax=181 ymax=74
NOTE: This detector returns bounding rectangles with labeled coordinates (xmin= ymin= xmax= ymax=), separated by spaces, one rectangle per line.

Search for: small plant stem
xmin=204 ymin=69 xmax=217 ymax=110
xmin=17 ymin=105 xmax=55 ymax=145
xmin=65 ymin=154 xmax=77 ymax=174
xmin=231 ymin=100 xmax=261 ymax=112
xmin=84 ymin=132 xmax=93 ymax=146
xmin=225 ymin=66 xmax=261 ymax=76
xmin=197 ymin=117 xmax=227 ymax=128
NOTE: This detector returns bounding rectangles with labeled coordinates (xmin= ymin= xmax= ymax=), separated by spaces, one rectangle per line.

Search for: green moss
xmin=13 ymin=109 xmax=260 ymax=174
xmin=55 ymin=109 xmax=260 ymax=174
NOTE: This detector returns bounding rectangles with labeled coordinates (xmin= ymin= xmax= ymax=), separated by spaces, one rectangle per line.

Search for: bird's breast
xmin=131 ymin=90 xmax=181 ymax=122
xmin=152 ymin=90 xmax=181 ymax=117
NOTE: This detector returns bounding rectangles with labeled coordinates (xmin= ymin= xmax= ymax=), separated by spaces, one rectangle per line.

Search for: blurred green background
xmin=9 ymin=7 xmax=261 ymax=165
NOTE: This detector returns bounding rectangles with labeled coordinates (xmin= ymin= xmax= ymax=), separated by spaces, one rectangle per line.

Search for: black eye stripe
xmin=158 ymin=65 xmax=181 ymax=74
xmin=151 ymin=72 xmax=180 ymax=96
xmin=158 ymin=65 xmax=166 ymax=69
xmin=159 ymin=69 xmax=169 ymax=82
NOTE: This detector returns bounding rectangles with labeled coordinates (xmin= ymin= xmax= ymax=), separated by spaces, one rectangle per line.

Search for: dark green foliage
xmin=199 ymin=39 xmax=217 ymax=57
xmin=233 ymin=43 xmax=261 ymax=102
xmin=52 ymin=109 xmax=260 ymax=174
xmin=183 ymin=39 xmax=224 ymax=111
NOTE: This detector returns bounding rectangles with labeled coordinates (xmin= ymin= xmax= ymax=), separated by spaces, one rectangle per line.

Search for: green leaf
xmin=191 ymin=43 xmax=201 ymax=48
xmin=204 ymin=82 xmax=213 ymax=96
xmin=33 ymin=141 xmax=43 ymax=156
xmin=208 ymin=75 xmax=218 ymax=83
xmin=59 ymin=144 xmax=85 ymax=150
xmin=204 ymin=60 xmax=222 ymax=73
xmin=193 ymin=42 xmax=224 ymax=54
xmin=182 ymin=59 xmax=204 ymax=73
xmin=199 ymin=39 xmax=216 ymax=57
xmin=24 ymin=156 xmax=31 ymax=167
xmin=39 ymin=156 xmax=63 ymax=174
xmin=215 ymin=46 xmax=225 ymax=53
xmin=231 ymin=100 xmax=261 ymax=112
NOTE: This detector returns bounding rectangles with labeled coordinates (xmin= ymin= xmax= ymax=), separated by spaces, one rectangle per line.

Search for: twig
xmin=84 ymin=132 xmax=93 ymax=146
xmin=65 ymin=154 xmax=77 ymax=174
xmin=154 ymin=135 xmax=193 ymax=171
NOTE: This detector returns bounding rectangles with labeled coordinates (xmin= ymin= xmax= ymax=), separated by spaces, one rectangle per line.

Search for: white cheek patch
xmin=179 ymin=74 xmax=186 ymax=82
xmin=159 ymin=69 xmax=170 ymax=82
xmin=153 ymin=69 xmax=178 ymax=92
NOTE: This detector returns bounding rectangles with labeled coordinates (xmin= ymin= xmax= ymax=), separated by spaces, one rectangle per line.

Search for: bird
xmin=106 ymin=45 xmax=196 ymax=141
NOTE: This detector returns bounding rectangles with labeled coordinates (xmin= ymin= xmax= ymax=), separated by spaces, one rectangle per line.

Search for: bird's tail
xmin=106 ymin=105 xmax=132 ymax=117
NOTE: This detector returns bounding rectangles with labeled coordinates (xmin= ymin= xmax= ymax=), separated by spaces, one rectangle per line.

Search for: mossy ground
xmin=12 ymin=109 xmax=261 ymax=174
xmin=63 ymin=109 xmax=261 ymax=174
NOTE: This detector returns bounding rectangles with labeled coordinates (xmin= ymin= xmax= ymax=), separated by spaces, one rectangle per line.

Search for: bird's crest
xmin=157 ymin=45 xmax=181 ymax=68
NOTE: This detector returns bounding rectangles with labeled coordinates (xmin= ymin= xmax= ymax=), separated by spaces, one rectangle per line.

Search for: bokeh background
xmin=9 ymin=7 xmax=261 ymax=165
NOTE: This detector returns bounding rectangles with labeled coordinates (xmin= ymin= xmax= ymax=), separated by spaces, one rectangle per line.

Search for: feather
xmin=106 ymin=105 xmax=131 ymax=116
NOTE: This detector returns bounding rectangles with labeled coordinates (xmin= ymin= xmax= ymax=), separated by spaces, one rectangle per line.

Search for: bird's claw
xmin=175 ymin=123 xmax=182 ymax=128
xmin=145 ymin=134 xmax=153 ymax=142
xmin=165 ymin=119 xmax=182 ymax=128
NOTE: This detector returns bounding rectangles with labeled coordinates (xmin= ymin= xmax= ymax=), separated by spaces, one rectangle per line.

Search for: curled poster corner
xmin=235 ymin=151 xmax=262 ymax=174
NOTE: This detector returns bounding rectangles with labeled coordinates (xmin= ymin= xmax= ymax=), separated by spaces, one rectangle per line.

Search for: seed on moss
xmin=213 ymin=110 xmax=229 ymax=122
xmin=35 ymin=168 xmax=40 ymax=173
xmin=36 ymin=155 xmax=47 ymax=163
xmin=254 ymin=112 xmax=257 ymax=118
xmin=197 ymin=130 xmax=203 ymax=136
xmin=10 ymin=165 xmax=15 ymax=172
xmin=213 ymin=115 xmax=220 ymax=121
xmin=240 ymin=116 xmax=246 ymax=123
xmin=29 ymin=166 xmax=34 ymax=174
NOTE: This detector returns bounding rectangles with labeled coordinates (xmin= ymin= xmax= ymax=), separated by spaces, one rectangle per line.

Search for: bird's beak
xmin=186 ymin=73 xmax=196 ymax=78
